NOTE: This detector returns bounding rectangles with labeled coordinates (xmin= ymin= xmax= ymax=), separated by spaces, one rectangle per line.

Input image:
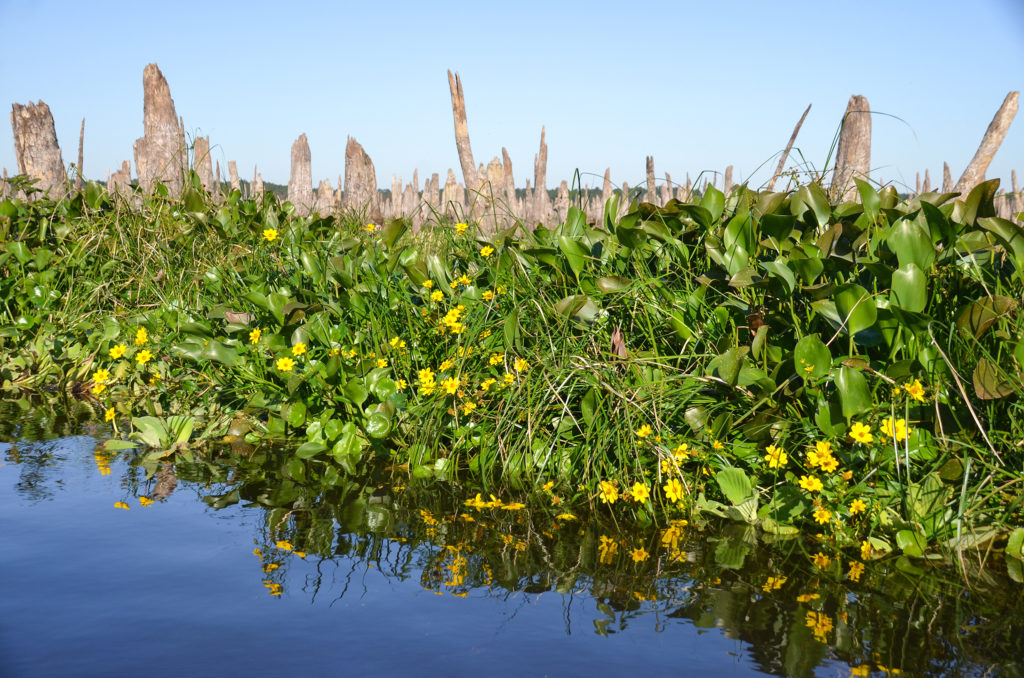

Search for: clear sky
xmin=2 ymin=0 xmax=1023 ymax=194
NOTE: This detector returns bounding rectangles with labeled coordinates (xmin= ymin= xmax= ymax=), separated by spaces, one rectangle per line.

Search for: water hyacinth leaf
xmin=581 ymin=387 xmax=600 ymax=427
xmin=961 ymin=177 xmax=999 ymax=225
xmin=723 ymin=211 xmax=756 ymax=255
xmin=716 ymin=467 xmax=755 ymax=506
xmin=366 ymin=412 xmax=391 ymax=439
xmin=836 ymin=366 xmax=871 ymax=419
xmin=761 ymin=259 xmax=795 ymax=294
xmin=287 ymin=401 xmax=307 ymax=428
xmin=973 ymin=358 xmax=1015 ymax=399
xmin=707 ymin=347 xmax=748 ymax=386
xmin=977 ymin=216 xmax=1024 ymax=268
xmin=956 ymin=295 xmax=1017 ymax=338
xmin=595 ymin=275 xmax=630 ymax=293
xmin=380 ymin=218 xmax=407 ymax=249
xmin=890 ymin=263 xmax=927 ymax=312
xmin=1007 ymin=528 xmax=1024 ymax=560
xmin=794 ymin=334 xmax=832 ymax=381
xmin=344 ymin=379 xmax=368 ymax=406
xmin=834 ymin=284 xmax=876 ymax=335
xmin=855 ymin=178 xmax=880 ymax=219
xmin=557 ymin=235 xmax=589 ymax=278
xmin=104 ymin=439 xmax=137 ymax=451
xmin=701 ymin=183 xmax=725 ymax=222
xmin=294 ymin=441 xmax=326 ymax=459
xmin=895 ymin=529 xmax=927 ymax=558
xmin=907 ymin=473 xmax=951 ymax=526
xmin=887 ymin=219 xmax=935 ymax=270
xmin=760 ymin=213 xmax=797 ymax=243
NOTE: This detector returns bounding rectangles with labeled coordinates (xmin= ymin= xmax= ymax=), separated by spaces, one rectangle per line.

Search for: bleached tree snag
xmin=923 ymin=169 xmax=931 ymax=193
xmin=10 ymin=100 xmax=67 ymax=196
xmin=501 ymin=147 xmax=515 ymax=204
xmin=252 ymin=167 xmax=264 ymax=199
xmin=426 ymin=172 xmax=440 ymax=210
xmin=288 ymin=134 xmax=313 ymax=214
xmin=532 ymin=127 xmax=550 ymax=227
xmin=228 ymin=161 xmax=240 ymax=194
xmin=916 ymin=172 xmax=921 ymax=195
xmin=954 ymin=91 xmax=1019 ymax=193
xmin=215 ymin=160 xmax=221 ymax=195
xmin=108 ymin=160 xmax=133 ymax=196
xmin=132 ymin=64 xmax=186 ymax=196
xmin=314 ymin=178 xmax=335 ymax=215
xmin=724 ymin=165 xmax=734 ymax=194
xmin=661 ymin=172 xmax=673 ymax=206
xmin=554 ymin=180 xmax=569 ymax=224
xmin=1013 ymin=169 xmax=1022 ymax=216
xmin=75 ymin=118 xmax=85 ymax=192
xmin=684 ymin=174 xmax=692 ymax=201
xmin=448 ymin=70 xmax=479 ymax=192
xmin=193 ymin=136 xmax=213 ymax=191
xmin=768 ymin=103 xmax=811 ymax=191
xmin=646 ymin=156 xmax=656 ymax=203
xmin=442 ymin=169 xmax=461 ymax=218
xmin=343 ymin=136 xmax=378 ymax=218
xmin=942 ymin=162 xmax=953 ymax=192
xmin=620 ymin=182 xmax=630 ymax=218
xmin=602 ymin=168 xmax=613 ymax=205
xmin=832 ymin=95 xmax=871 ymax=202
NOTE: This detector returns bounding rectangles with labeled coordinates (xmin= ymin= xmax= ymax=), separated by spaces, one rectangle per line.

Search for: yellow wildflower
xmin=799 ymin=475 xmax=823 ymax=492
xmin=904 ymin=378 xmax=926 ymax=402
xmin=812 ymin=552 xmax=831 ymax=569
xmin=389 ymin=337 xmax=406 ymax=350
xmin=635 ymin=424 xmax=653 ymax=439
xmin=262 ymin=228 xmax=278 ymax=242
xmin=849 ymin=498 xmax=867 ymax=515
xmin=489 ymin=352 xmax=504 ymax=366
xmin=502 ymin=372 xmax=515 ymax=385
xmin=880 ymin=416 xmax=908 ymax=442
xmin=514 ymin=357 xmax=529 ymax=372
xmin=364 ymin=223 xmax=376 ymax=232
xmin=712 ymin=439 xmax=724 ymax=451
xmin=430 ymin=290 xmax=444 ymax=303
xmin=109 ymin=344 xmax=127 ymax=359
xmin=376 ymin=358 xmax=388 ymax=369
xmin=764 ymin=444 xmax=787 ymax=469
xmin=480 ymin=245 xmax=494 ymax=257
xmin=135 ymin=327 xmax=148 ymax=345
xmin=598 ymin=480 xmax=619 ymax=505
xmin=439 ymin=358 xmax=455 ymax=371
xmin=461 ymin=401 xmax=477 ymax=416
xmin=422 ymin=280 xmax=434 ymax=289
xmin=249 ymin=328 xmax=262 ymax=345
xmin=396 ymin=379 xmax=408 ymax=390
xmin=812 ymin=506 xmax=832 ymax=524
xmin=762 ymin=576 xmax=787 ymax=593
xmin=796 ymin=592 xmax=819 ymax=603
xmin=818 ymin=455 xmax=839 ymax=473
xmin=104 ymin=407 xmax=115 ymax=422
xmin=848 ymin=560 xmax=865 ymax=582
xmin=441 ymin=376 xmax=461 ymax=395
xmin=631 ymin=482 xmax=651 ymax=503
xmin=482 ymin=290 xmax=494 ymax=301
xmin=135 ymin=349 xmax=153 ymax=365
xmin=93 ymin=368 xmax=110 ymax=384
xmin=630 ymin=547 xmax=649 ymax=563
xmin=455 ymin=222 xmax=468 ymax=235
xmin=91 ymin=383 xmax=106 ymax=395
xmin=673 ymin=443 xmax=691 ymax=461
xmin=850 ymin=422 xmax=873 ymax=443
xmin=291 ymin=342 xmax=306 ymax=357
xmin=276 ymin=357 xmax=295 ymax=372
xmin=480 ymin=377 xmax=497 ymax=391
xmin=663 ymin=477 xmax=685 ymax=504
xmin=556 ymin=513 xmax=576 ymax=521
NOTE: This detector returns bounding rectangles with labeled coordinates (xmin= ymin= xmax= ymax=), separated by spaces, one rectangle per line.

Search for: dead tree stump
xmin=10 ymin=100 xmax=66 ymax=197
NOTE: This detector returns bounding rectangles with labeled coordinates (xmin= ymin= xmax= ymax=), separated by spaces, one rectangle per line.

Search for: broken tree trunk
xmin=343 ymin=136 xmax=379 ymax=220
xmin=228 ymin=161 xmax=240 ymax=194
xmin=252 ymin=166 xmax=264 ymax=199
xmin=288 ymin=134 xmax=313 ymax=215
xmin=724 ymin=165 xmax=734 ymax=194
xmin=75 ymin=118 xmax=84 ymax=192
xmin=646 ymin=156 xmax=656 ymax=203
xmin=832 ymin=95 xmax=871 ymax=202
xmin=448 ymin=70 xmax=479 ymax=193
xmin=923 ymin=169 xmax=931 ymax=193
xmin=954 ymin=91 xmax=1019 ymax=193
xmin=532 ymin=127 xmax=550 ymax=227
xmin=108 ymin=160 xmax=132 ymax=197
xmin=193 ymin=136 xmax=213 ymax=191
xmin=133 ymin=63 xmax=186 ymax=196
xmin=11 ymin=100 xmax=67 ymax=197
xmin=314 ymin=178 xmax=335 ymax=215
xmin=942 ymin=162 xmax=953 ymax=192
xmin=768 ymin=104 xmax=811 ymax=191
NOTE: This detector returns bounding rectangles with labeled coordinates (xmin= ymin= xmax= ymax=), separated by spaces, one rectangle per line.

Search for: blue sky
xmin=2 ymin=0 xmax=1022 ymax=193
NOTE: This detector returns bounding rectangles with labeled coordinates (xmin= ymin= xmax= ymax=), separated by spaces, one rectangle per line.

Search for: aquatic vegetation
xmin=1 ymin=173 xmax=1023 ymax=562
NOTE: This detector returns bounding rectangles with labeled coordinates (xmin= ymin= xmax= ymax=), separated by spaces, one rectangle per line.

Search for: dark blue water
xmin=2 ymin=435 xmax=1022 ymax=678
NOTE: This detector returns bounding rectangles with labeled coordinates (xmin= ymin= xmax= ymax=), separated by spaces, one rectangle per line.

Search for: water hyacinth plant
xmin=1 ymin=171 xmax=1022 ymax=560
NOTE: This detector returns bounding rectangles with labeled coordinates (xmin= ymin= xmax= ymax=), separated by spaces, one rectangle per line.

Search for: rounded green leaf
xmin=366 ymin=412 xmax=391 ymax=439
xmin=794 ymin=334 xmax=832 ymax=380
xmin=888 ymin=218 xmax=935 ymax=270
xmin=836 ymin=366 xmax=871 ymax=419
xmin=890 ymin=263 xmax=927 ymax=312
xmin=834 ymin=284 xmax=877 ymax=335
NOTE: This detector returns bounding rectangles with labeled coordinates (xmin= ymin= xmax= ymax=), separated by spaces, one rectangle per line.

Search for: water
xmin=2 ymin=422 xmax=1024 ymax=677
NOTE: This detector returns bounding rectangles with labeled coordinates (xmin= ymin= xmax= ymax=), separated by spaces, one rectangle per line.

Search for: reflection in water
xmin=4 ymin=434 xmax=1024 ymax=677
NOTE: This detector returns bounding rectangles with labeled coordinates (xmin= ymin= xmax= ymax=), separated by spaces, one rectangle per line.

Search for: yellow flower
xmin=439 ymin=358 xmax=455 ymax=371
xmin=104 ymin=407 xmax=115 ymax=422
xmin=598 ymin=480 xmax=619 ymax=504
xmin=673 ymin=443 xmax=691 ymax=461
xmin=461 ymin=401 xmax=477 ymax=416
xmin=847 ymin=560 xmax=865 ymax=582
xmin=880 ymin=416 xmax=908 ymax=442
xmin=276 ymin=540 xmax=293 ymax=551
xmin=455 ymin=222 xmax=468 ymax=235
xmin=712 ymin=439 xmax=724 ymax=451
xmin=276 ymin=357 xmax=295 ymax=372
xmin=849 ymin=498 xmax=867 ymax=515
xmin=860 ymin=540 xmax=872 ymax=560
xmin=796 ymin=592 xmax=820 ymax=603
xmin=109 ymin=344 xmax=127 ymax=359
xmin=556 ymin=513 xmax=576 ymax=521
xmin=422 ymin=280 xmax=433 ymax=289
xmin=364 ymin=223 xmax=376 ymax=232
xmin=430 ymin=290 xmax=444 ymax=303
xmin=139 ymin=496 xmax=154 ymax=507
xmin=489 ymin=352 xmax=504 ymax=366
xmin=818 ymin=454 xmax=839 ymax=473
xmin=514 ymin=357 xmax=529 ymax=372
xmin=91 ymin=382 xmax=106 ymax=395
xmin=114 ymin=501 xmax=130 ymax=510
xmin=389 ymin=337 xmax=406 ymax=350
xmin=135 ymin=349 xmax=153 ymax=365
xmin=376 ymin=358 xmax=388 ymax=369
xmin=480 ymin=245 xmax=494 ymax=257
xmin=630 ymin=482 xmax=650 ymax=503
xmin=135 ymin=327 xmax=148 ymax=345
xmin=812 ymin=552 xmax=831 ymax=569
xmin=799 ymin=475 xmax=823 ymax=492
xmin=764 ymin=444 xmax=787 ymax=469
xmin=291 ymin=342 xmax=306 ymax=357
xmin=762 ymin=576 xmax=787 ymax=593
xmin=249 ymin=328 xmax=262 ymax=345
xmin=482 ymin=290 xmax=495 ymax=301
xmin=294 ymin=551 xmax=307 ymax=558
xmin=418 ymin=367 xmax=435 ymax=384
xmin=396 ymin=379 xmax=408 ymax=390
xmin=263 ymin=563 xmax=280 ymax=572
xmin=635 ymin=424 xmax=653 ymax=438
xmin=812 ymin=506 xmax=832 ymax=524
xmin=502 ymin=372 xmax=515 ymax=385
xmin=630 ymin=547 xmax=649 ymax=563
xmin=904 ymin=378 xmax=926 ymax=402
xmin=441 ymin=376 xmax=461 ymax=395
xmin=849 ymin=422 xmax=873 ymax=443
xmin=93 ymin=368 xmax=110 ymax=384
xmin=663 ymin=477 xmax=685 ymax=504
xmin=480 ymin=377 xmax=496 ymax=391
xmin=149 ymin=373 xmax=161 ymax=386
xmin=263 ymin=228 xmax=278 ymax=242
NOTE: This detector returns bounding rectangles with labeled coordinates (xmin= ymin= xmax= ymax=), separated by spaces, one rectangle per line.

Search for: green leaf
xmin=855 ymin=178 xmax=880 ymax=219
xmin=558 ymin=235 xmax=589 ymax=278
xmin=834 ymin=283 xmax=877 ymax=335
xmin=581 ymin=387 xmax=600 ymax=426
xmin=890 ymin=263 xmax=927 ymax=312
xmin=287 ymin=401 xmax=307 ymax=428
xmin=295 ymin=441 xmax=327 ymax=458
xmin=907 ymin=473 xmax=951 ymax=525
xmin=366 ymin=412 xmax=391 ymax=439
xmin=895 ymin=529 xmax=927 ymax=557
xmin=973 ymin=358 xmax=1016 ymax=399
xmin=716 ymin=467 xmax=754 ymax=506
xmin=131 ymin=416 xmax=168 ymax=448
xmin=961 ymin=177 xmax=999 ymax=225
xmin=794 ymin=334 xmax=832 ymax=381
xmin=1006 ymin=528 xmax=1024 ymax=560
xmin=701 ymin=183 xmax=725 ymax=222
xmin=888 ymin=218 xmax=935 ymax=270
xmin=595 ymin=276 xmax=630 ymax=293
xmin=956 ymin=295 xmax=1017 ymax=339
xmin=104 ymin=439 xmax=137 ymax=451
xmin=836 ymin=366 xmax=871 ymax=419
